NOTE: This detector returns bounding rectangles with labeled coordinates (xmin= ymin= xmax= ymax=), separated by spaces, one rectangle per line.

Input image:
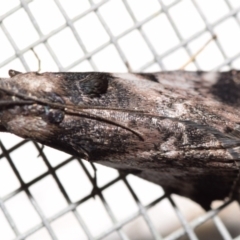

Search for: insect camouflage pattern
xmin=0 ymin=69 xmax=239 ymax=209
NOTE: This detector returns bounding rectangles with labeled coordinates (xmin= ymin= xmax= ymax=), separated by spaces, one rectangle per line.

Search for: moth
xmin=0 ymin=69 xmax=239 ymax=210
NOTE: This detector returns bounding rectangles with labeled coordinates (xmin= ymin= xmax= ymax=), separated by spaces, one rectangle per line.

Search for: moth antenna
xmin=0 ymin=86 xmax=144 ymax=141
xmin=64 ymin=107 xmax=145 ymax=141
xmin=67 ymin=105 xmax=147 ymax=114
xmin=0 ymin=100 xmax=34 ymax=106
xmin=31 ymin=48 xmax=41 ymax=72
xmin=0 ymin=85 xmax=146 ymax=113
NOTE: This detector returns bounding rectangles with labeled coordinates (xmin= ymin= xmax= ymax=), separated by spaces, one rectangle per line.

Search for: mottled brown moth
xmin=0 ymin=69 xmax=240 ymax=209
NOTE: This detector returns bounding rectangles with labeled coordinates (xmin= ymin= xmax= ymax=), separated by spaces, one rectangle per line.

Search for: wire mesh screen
xmin=0 ymin=0 xmax=240 ymax=239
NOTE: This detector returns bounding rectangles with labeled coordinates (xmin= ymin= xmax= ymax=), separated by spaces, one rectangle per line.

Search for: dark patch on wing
xmin=79 ymin=75 xmax=109 ymax=97
xmin=210 ymin=70 xmax=240 ymax=105
xmin=58 ymin=72 xmax=113 ymax=100
xmin=53 ymin=71 xmax=112 ymax=84
xmin=136 ymin=73 xmax=159 ymax=83
xmin=192 ymin=173 xmax=232 ymax=210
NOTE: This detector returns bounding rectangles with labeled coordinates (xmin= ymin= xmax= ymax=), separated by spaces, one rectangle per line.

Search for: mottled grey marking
xmin=0 ymin=69 xmax=240 ymax=209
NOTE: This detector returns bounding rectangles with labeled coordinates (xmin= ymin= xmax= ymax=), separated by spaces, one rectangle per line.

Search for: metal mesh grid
xmin=0 ymin=0 xmax=240 ymax=239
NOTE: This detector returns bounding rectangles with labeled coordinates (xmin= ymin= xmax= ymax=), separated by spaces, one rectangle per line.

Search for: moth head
xmin=0 ymin=70 xmax=66 ymax=140
xmin=0 ymin=70 xmax=114 ymax=142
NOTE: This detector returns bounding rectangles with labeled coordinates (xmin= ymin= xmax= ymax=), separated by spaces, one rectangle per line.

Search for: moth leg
xmin=71 ymin=144 xmax=98 ymax=197
xmin=75 ymin=146 xmax=98 ymax=198
xmin=72 ymin=145 xmax=98 ymax=197
xmin=79 ymin=146 xmax=90 ymax=160
xmin=71 ymin=143 xmax=90 ymax=160
xmin=90 ymin=162 xmax=98 ymax=198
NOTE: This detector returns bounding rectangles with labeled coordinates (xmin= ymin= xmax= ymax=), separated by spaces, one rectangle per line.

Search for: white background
xmin=0 ymin=0 xmax=240 ymax=239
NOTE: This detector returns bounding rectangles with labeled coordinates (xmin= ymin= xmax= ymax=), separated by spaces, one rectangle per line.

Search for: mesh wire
xmin=0 ymin=0 xmax=240 ymax=240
